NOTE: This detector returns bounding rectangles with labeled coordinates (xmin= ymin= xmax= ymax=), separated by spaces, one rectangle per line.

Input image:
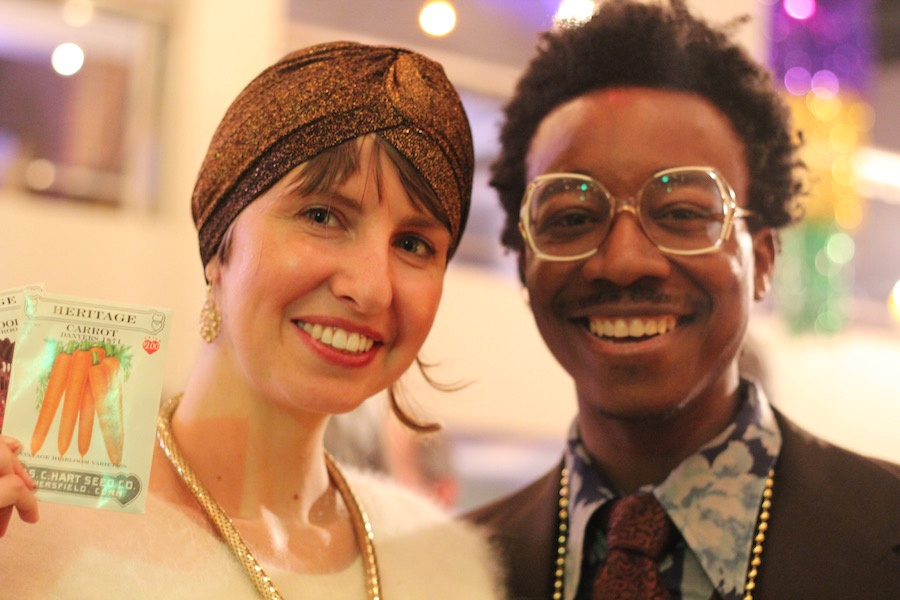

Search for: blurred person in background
xmin=326 ymin=399 xmax=460 ymax=511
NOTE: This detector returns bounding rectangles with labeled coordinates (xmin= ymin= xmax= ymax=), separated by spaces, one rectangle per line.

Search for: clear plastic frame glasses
xmin=518 ymin=166 xmax=755 ymax=261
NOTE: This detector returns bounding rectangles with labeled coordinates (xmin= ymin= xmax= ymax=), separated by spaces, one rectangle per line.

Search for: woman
xmin=0 ymin=42 xmax=503 ymax=599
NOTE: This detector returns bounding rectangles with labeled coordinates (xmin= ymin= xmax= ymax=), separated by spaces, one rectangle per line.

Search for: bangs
xmin=292 ymin=137 xmax=451 ymax=233
xmin=217 ymin=136 xmax=452 ymax=266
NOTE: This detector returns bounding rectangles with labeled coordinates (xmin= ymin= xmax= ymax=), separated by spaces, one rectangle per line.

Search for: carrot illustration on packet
xmin=30 ymin=340 xmax=130 ymax=464
xmin=77 ymin=347 xmax=106 ymax=457
xmin=88 ymin=355 xmax=125 ymax=466
xmin=30 ymin=349 xmax=72 ymax=454
xmin=57 ymin=348 xmax=92 ymax=455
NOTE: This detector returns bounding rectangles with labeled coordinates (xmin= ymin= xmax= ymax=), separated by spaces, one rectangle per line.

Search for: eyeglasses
xmin=518 ymin=166 xmax=754 ymax=262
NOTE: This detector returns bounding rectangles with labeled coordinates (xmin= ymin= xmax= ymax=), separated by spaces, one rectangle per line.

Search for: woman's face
xmin=209 ymin=136 xmax=452 ymax=417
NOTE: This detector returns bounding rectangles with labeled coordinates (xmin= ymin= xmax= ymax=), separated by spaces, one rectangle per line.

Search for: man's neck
xmin=577 ymin=386 xmax=743 ymax=494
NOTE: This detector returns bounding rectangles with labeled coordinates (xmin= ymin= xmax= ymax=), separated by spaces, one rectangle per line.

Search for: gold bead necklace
xmin=551 ymin=466 xmax=774 ymax=600
xmin=156 ymin=395 xmax=382 ymax=600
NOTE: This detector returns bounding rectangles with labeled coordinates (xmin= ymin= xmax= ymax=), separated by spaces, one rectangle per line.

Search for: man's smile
xmin=587 ymin=315 xmax=679 ymax=340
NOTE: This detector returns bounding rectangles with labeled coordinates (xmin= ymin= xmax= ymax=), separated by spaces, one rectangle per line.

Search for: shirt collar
xmin=564 ymin=380 xmax=781 ymax=600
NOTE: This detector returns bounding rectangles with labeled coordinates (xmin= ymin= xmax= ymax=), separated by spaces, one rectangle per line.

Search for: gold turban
xmin=191 ymin=41 xmax=474 ymax=267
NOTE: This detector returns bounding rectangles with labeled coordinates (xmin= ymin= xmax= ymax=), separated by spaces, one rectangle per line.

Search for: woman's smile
xmin=296 ymin=320 xmax=378 ymax=354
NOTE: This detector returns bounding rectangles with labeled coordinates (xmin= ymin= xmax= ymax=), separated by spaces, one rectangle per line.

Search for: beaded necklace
xmin=551 ymin=466 xmax=774 ymax=600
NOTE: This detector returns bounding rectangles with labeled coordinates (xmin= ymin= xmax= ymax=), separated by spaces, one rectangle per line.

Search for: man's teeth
xmin=588 ymin=316 xmax=677 ymax=339
xmin=300 ymin=322 xmax=375 ymax=353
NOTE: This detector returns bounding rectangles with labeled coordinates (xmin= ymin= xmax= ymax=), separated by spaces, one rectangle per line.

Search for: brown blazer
xmin=466 ymin=409 xmax=900 ymax=600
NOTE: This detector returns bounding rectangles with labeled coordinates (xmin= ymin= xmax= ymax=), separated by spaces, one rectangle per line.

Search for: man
xmin=467 ymin=1 xmax=900 ymax=599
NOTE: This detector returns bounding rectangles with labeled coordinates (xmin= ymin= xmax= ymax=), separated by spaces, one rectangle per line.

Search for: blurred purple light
xmin=784 ymin=66 xmax=812 ymax=95
xmin=784 ymin=0 xmax=817 ymax=21
xmin=811 ymin=69 xmax=840 ymax=97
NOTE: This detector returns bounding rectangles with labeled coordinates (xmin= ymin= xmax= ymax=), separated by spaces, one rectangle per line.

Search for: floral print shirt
xmin=565 ymin=380 xmax=781 ymax=600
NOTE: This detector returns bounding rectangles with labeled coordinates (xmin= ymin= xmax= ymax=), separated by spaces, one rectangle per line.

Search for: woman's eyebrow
xmin=278 ymin=175 xmax=351 ymax=206
xmin=401 ymin=212 xmax=447 ymax=232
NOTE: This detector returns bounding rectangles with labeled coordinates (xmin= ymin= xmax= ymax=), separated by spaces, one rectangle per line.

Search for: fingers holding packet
xmin=0 ymin=434 xmax=39 ymax=537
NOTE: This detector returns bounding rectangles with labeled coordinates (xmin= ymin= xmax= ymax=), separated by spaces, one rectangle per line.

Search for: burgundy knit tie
xmin=592 ymin=493 xmax=675 ymax=600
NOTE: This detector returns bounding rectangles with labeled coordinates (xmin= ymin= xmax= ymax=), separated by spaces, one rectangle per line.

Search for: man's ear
xmin=752 ymin=228 xmax=777 ymax=301
xmin=517 ymin=249 xmax=527 ymax=286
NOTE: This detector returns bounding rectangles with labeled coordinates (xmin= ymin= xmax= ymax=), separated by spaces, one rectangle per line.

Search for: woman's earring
xmin=199 ymin=284 xmax=222 ymax=343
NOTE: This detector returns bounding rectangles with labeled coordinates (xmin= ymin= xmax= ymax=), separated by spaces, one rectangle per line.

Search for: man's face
xmin=522 ymin=87 xmax=775 ymax=426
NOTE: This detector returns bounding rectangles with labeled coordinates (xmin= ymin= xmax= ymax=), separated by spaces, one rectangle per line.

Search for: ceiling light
xmin=420 ymin=2 xmax=456 ymax=37
xmin=51 ymin=42 xmax=84 ymax=76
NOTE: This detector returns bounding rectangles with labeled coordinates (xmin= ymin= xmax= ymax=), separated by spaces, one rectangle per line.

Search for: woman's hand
xmin=0 ymin=435 xmax=39 ymax=537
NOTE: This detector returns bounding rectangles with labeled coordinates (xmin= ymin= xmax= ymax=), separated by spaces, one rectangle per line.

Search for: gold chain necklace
xmin=551 ymin=466 xmax=774 ymax=600
xmin=156 ymin=395 xmax=382 ymax=600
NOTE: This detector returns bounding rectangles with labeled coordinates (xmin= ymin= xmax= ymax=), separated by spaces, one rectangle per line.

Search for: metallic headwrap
xmin=192 ymin=41 xmax=474 ymax=268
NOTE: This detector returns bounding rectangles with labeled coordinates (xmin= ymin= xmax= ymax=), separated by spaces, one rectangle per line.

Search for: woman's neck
xmin=171 ymin=358 xmax=333 ymax=522
xmin=154 ymin=384 xmax=361 ymax=575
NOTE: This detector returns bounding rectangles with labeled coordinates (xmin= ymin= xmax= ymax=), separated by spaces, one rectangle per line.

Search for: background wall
xmin=1 ymin=1 xmax=897 ymax=501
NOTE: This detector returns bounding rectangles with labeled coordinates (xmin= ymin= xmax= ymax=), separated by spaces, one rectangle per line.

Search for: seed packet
xmin=3 ymin=290 xmax=172 ymax=513
xmin=0 ymin=284 xmax=44 ymax=431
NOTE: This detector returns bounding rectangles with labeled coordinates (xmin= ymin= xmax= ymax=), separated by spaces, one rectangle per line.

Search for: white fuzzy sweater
xmin=0 ymin=468 xmax=505 ymax=599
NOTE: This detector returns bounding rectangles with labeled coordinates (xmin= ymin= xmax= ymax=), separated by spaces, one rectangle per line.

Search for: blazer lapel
xmin=468 ymin=461 xmax=564 ymax=600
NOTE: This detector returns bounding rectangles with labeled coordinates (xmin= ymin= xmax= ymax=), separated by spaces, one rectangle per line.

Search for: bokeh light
xmin=814 ymin=306 xmax=842 ymax=334
xmin=51 ymin=42 xmax=84 ymax=76
xmin=419 ymin=1 xmax=456 ymax=37
xmin=24 ymin=159 xmax=56 ymax=191
xmin=829 ymin=123 xmax=858 ymax=153
xmin=769 ymin=0 xmax=873 ymax=335
xmin=889 ymin=281 xmax=900 ymax=325
xmin=784 ymin=0 xmax=817 ymax=21
xmin=554 ymin=0 xmax=597 ymax=27
xmin=783 ymin=66 xmax=811 ymax=95
xmin=811 ymin=69 xmax=839 ymax=98
xmin=61 ymin=0 xmax=94 ymax=27
xmin=830 ymin=155 xmax=854 ymax=186
xmin=806 ymin=94 xmax=842 ymax=121
xmin=824 ymin=232 xmax=855 ymax=265
xmin=834 ymin=198 xmax=863 ymax=230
